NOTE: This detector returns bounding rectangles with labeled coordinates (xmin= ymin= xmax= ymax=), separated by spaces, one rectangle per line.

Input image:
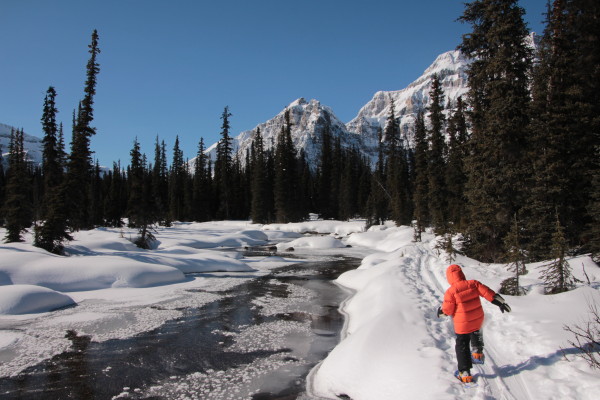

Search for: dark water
xmin=0 ymin=256 xmax=360 ymax=400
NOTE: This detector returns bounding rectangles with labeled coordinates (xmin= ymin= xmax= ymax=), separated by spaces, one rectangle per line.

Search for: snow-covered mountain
xmin=0 ymin=123 xmax=43 ymax=165
xmin=205 ymin=48 xmax=471 ymax=169
xmin=205 ymin=98 xmax=369 ymax=168
xmin=346 ymin=50 xmax=470 ymax=149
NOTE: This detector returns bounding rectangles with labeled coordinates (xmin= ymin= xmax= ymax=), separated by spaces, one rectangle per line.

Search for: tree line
xmin=0 ymin=1 xmax=598 ymax=295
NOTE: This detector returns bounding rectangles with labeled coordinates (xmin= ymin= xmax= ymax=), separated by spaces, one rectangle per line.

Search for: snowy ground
xmin=1 ymin=220 xmax=599 ymax=399
xmin=310 ymin=225 xmax=600 ymax=400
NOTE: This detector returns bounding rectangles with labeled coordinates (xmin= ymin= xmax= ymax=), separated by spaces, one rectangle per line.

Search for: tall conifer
xmin=250 ymin=128 xmax=269 ymax=223
xmin=64 ymin=30 xmax=101 ymax=231
xmin=412 ymin=111 xmax=429 ymax=239
xmin=427 ymin=75 xmax=448 ymax=234
xmin=214 ymin=107 xmax=234 ymax=219
xmin=459 ymin=0 xmax=532 ymax=261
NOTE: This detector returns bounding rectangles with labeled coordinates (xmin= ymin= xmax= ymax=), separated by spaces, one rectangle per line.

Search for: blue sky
xmin=0 ymin=0 xmax=546 ymax=166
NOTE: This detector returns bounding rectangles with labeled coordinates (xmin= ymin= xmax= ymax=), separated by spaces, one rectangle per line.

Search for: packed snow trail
xmin=310 ymin=226 xmax=600 ymax=400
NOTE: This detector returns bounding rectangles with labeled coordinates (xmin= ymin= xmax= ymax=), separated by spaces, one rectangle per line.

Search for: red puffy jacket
xmin=442 ymin=264 xmax=496 ymax=334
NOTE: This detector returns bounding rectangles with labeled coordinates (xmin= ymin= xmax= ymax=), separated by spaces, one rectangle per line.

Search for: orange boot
xmin=472 ymin=351 xmax=485 ymax=364
xmin=458 ymin=370 xmax=473 ymax=383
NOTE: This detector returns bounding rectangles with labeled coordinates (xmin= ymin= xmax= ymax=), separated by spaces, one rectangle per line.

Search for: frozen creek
xmin=0 ymin=256 xmax=360 ymax=400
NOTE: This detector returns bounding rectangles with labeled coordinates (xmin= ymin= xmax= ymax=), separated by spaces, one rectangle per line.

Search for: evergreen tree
xmin=40 ymin=87 xmax=63 ymax=195
xmin=384 ymin=99 xmax=411 ymax=225
xmin=427 ymin=75 xmax=448 ymax=234
xmin=192 ymin=137 xmax=211 ymax=221
xmin=274 ymin=110 xmax=301 ymax=222
xmin=127 ymin=139 xmax=155 ymax=248
xmin=500 ymin=214 xmax=527 ymax=296
xmin=34 ymin=88 xmax=72 ymax=253
xmin=317 ymin=121 xmax=335 ymax=219
xmin=526 ymin=0 xmax=576 ymax=259
xmin=250 ymin=128 xmax=269 ymax=223
xmin=445 ymin=97 xmax=469 ymax=230
xmin=64 ymin=30 xmax=101 ymax=231
xmin=366 ymin=127 xmax=389 ymax=227
xmin=297 ymin=149 xmax=313 ymax=218
xmin=539 ymin=211 xmax=575 ymax=294
xmin=459 ymin=0 xmax=533 ymax=262
xmin=169 ymin=136 xmax=186 ymax=221
xmin=88 ymin=160 xmax=104 ymax=227
xmin=412 ymin=111 xmax=429 ymax=240
xmin=568 ymin=0 xmax=600 ymax=252
xmin=103 ymin=162 xmax=125 ymax=227
xmin=214 ymin=107 xmax=234 ymax=219
xmin=152 ymin=137 xmax=170 ymax=225
xmin=4 ymin=129 xmax=32 ymax=242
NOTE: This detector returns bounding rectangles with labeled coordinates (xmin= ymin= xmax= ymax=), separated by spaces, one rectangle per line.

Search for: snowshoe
xmin=454 ymin=370 xmax=478 ymax=388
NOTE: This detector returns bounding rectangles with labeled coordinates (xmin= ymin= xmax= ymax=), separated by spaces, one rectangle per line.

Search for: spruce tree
xmin=427 ymin=75 xmax=448 ymax=234
xmin=459 ymin=0 xmax=533 ymax=262
xmin=274 ymin=110 xmax=302 ymax=223
xmin=318 ymin=121 xmax=335 ymax=219
xmin=169 ymin=136 xmax=186 ymax=222
xmin=568 ymin=0 xmax=600 ymax=252
xmin=384 ymin=99 xmax=411 ymax=226
xmin=40 ymin=87 xmax=63 ymax=194
xmin=500 ymin=214 xmax=527 ymax=296
xmin=152 ymin=138 xmax=170 ymax=225
xmin=366 ymin=127 xmax=389 ymax=227
xmin=412 ymin=111 xmax=429 ymax=239
xmin=64 ymin=30 xmax=101 ymax=231
xmin=34 ymin=87 xmax=72 ymax=253
xmin=445 ymin=97 xmax=468 ymax=230
xmin=127 ymin=139 xmax=155 ymax=248
xmin=250 ymin=128 xmax=269 ymax=223
xmin=526 ymin=0 xmax=576 ymax=259
xmin=103 ymin=162 xmax=125 ymax=227
xmin=4 ymin=129 xmax=33 ymax=242
xmin=214 ymin=107 xmax=234 ymax=219
xmin=192 ymin=137 xmax=210 ymax=222
xmin=539 ymin=211 xmax=575 ymax=294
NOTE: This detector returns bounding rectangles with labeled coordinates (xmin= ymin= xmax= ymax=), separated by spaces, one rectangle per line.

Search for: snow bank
xmin=13 ymin=256 xmax=186 ymax=291
xmin=0 ymin=285 xmax=75 ymax=314
xmin=263 ymin=220 xmax=366 ymax=236
xmin=276 ymin=236 xmax=346 ymax=251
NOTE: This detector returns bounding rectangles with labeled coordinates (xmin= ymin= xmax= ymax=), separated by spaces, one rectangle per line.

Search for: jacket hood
xmin=446 ymin=264 xmax=466 ymax=285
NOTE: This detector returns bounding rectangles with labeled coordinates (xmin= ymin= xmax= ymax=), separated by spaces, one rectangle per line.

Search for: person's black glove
xmin=437 ymin=307 xmax=445 ymax=318
xmin=491 ymin=294 xmax=512 ymax=313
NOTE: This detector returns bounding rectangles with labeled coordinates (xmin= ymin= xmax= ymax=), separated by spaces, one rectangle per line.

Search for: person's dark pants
xmin=456 ymin=330 xmax=484 ymax=373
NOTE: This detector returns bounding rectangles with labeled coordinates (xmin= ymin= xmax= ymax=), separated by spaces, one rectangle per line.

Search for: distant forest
xmin=1 ymin=1 xmax=598 ymax=294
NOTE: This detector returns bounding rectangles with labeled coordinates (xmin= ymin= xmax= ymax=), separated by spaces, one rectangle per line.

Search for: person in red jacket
xmin=437 ymin=264 xmax=511 ymax=383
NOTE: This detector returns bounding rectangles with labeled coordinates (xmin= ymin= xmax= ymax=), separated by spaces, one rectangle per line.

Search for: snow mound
xmin=276 ymin=236 xmax=346 ymax=250
xmin=0 ymin=285 xmax=75 ymax=314
xmin=152 ymin=249 xmax=254 ymax=273
xmin=7 ymin=255 xmax=185 ymax=291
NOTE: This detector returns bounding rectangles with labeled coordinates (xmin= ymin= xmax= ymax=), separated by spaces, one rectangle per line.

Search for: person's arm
xmin=440 ymin=289 xmax=456 ymax=317
xmin=491 ymin=294 xmax=511 ymax=313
